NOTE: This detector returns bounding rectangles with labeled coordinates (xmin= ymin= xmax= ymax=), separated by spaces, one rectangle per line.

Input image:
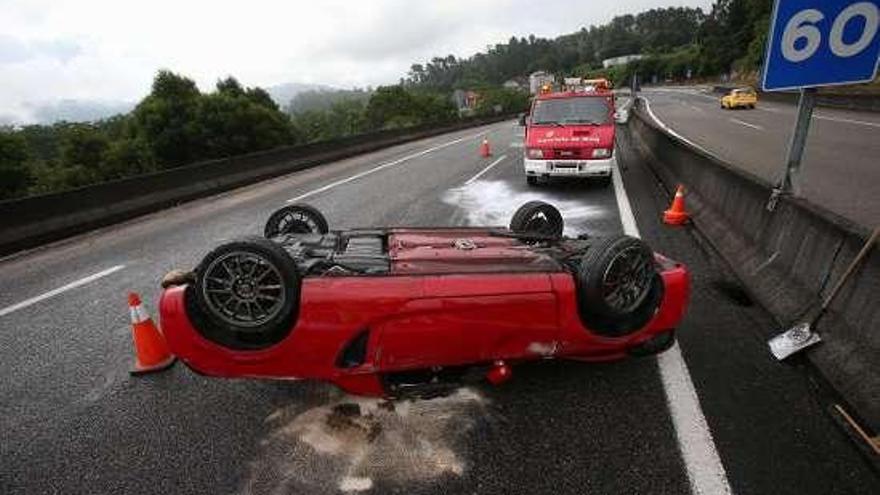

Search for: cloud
xmin=0 ymin=35 xmax=81 ymax=65
xmin=0 ymin=0 xmax=714 ymax=124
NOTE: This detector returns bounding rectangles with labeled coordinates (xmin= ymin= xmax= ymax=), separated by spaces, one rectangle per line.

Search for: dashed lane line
xmin=287 ymin=129 xmax=491 ymax=203
xmin=611 ymin=161 xmax=733 ymax=495
xmin=0 ymin=265 xmax=126 ymax=317
xmin=465 ymin=155 xmax=507 ymax=185
xmin=729 ymin=118 xmax=764 ymax=131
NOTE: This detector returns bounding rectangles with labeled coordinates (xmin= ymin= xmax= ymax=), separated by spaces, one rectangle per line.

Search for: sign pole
xmin=768 ymin=87 xmax=816 ymax=210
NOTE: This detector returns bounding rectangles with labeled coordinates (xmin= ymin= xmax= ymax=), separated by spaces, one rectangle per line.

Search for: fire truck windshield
xmin=531 ymin=97 xmax=610 ymax=126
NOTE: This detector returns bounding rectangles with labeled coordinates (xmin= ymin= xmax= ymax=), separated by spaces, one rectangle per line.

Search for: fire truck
xmin=521 ymin=78 xmax=616 ymax=187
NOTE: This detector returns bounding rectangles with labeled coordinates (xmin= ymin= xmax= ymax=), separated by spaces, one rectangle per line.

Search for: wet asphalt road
xmin=1 ymin=116 xmax=877 ymax=494
xmin=639 ymin=86 xmax=880 ymax=228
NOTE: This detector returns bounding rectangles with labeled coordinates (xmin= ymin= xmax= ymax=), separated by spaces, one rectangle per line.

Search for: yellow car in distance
xmin=721 ymin=88 xmax=758 ymax=109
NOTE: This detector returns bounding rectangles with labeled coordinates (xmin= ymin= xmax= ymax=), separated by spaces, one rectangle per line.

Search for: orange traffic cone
xmin=663 ymin=185 xmax=690 ymax=226
xmin=479 ymin=138 xmax=491 ymax=157
xmin=128 ymin=293 xmax=176 ymax=375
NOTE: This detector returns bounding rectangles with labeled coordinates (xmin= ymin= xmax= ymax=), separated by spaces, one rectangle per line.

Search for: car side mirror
xmin=518 ymin=114 xmax=527 ymax=126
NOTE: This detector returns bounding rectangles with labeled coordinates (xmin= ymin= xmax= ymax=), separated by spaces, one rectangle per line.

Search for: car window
xmin=531 ymin=97 xmax=610 ymax=125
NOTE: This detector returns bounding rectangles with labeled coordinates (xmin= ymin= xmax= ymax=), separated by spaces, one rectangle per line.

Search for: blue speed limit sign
xmin=763 ymin=0 xmax=880 ymax=91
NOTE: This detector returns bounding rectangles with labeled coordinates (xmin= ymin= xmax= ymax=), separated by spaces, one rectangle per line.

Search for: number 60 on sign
xmin=763 ymin=0 xmax=880 ymax=91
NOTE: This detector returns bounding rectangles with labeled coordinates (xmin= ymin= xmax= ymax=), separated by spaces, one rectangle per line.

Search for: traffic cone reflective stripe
xmin=479 ymin=138 xmax=491 ymax=157
xmin=128 ymin=292 xmax=176 ymax=375
xmin=663 ymin=184 xmax=690 ymax=226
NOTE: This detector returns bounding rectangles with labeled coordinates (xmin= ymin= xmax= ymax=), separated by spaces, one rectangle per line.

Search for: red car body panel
xmin=389 ymin=229 xmax=560 ymax=274
xmin=158 ymin=229 xmax=689 ymax=397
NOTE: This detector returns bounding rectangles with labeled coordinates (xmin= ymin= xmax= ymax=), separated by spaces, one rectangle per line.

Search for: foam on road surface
xmin=0 ymin=119 xmax=876 ymax=494
xmin=639 ymin=87 xmax=879 ymax=227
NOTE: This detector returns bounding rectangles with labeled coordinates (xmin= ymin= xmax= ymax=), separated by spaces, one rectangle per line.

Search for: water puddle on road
xmin=442 ymin=180 xmax=606 ymax=235
xmin=241 ymin=388 xmax=488 ymax=494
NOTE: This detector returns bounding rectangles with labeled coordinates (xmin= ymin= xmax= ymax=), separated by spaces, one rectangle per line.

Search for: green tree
xmin=0 ymin=131 xmax=32 ymax=199
xmin=131 ymin=70 xmax=202 ymax=167
xmin=100 ymin=138 xmax=155 ymax=179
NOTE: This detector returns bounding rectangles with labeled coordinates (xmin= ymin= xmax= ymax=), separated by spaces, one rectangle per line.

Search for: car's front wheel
xmin=187 ymin=237 xmax=300 ymax=350
xmin=575 ymin=235 xmax=663 ymax=337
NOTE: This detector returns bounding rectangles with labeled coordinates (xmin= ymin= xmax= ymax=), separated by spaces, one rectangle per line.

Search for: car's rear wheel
xmin=509 ymin=201 xmax=564 ymax=238
xmin=187 ymin=237 xmax=300 ymax=350
xmin=526 ymin=175 xmax=538 ymax=187
xmin=576 ymin=235 xmax=663 ymax=337
xmin=264 ymin=203 xmax=329 ymax=238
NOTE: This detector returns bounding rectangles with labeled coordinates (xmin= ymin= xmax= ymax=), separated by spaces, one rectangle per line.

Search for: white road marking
xmin=729 ymin=118 xmax=764 ymax=131
xmin=611 ymin=161 xmax=640 ymax=237
xmin=757 ymin=106 xmax=781 ymax=113
xmin=815 ymin=114 xmax=880 ymax=128
xmin=645 ymin=88 xmax=718 ymax=102
xmin=639 ymin=97 xmax=716 ymax=157
xmin=287 ymin=130 xmax=490 ymax=202
xmin=611 ymin=161 xmax=732 ymax=495
xmin=465 ymin=155 xmax=507 ymax=185
xmin=0 ymin=265 xmax=125 ymax=317
xmin=684 ymin=103 xmax=704 ymax=113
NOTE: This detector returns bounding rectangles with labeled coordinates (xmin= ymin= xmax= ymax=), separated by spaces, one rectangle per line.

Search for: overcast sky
xmin=0 ymin=0 xmax=713 ymax=123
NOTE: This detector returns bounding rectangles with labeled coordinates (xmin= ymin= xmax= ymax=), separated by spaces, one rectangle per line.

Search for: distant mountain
xmin=10 ymin=82 xmax=334 ymax=125
xmin=24 ymin=99 xmax=134 ymax=124
xmin=265 ymin=82 xmax=335 ymax=107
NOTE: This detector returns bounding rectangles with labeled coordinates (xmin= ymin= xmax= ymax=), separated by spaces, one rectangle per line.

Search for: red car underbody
xmin=159 ymin=228 xmax=689 ymax=396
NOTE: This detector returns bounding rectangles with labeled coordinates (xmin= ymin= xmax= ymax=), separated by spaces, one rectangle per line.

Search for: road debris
xmin=242 ymin=388 xmax=489 ymax=494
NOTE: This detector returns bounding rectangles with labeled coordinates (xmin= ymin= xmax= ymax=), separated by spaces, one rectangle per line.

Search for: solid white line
xmin=611 ymin=160 xmax=640 ymax=237
xmin=729 ymin=118 xmax=763 ymax=131
xmin=639 ymin=97 xmax=715 ymax=156
xmin=465 ymin=155 xmax=507 ymax=185
xmin=0 ymin=265 xmax=126 ymax=317
xmin=610 ymin=161 xmax=732 ymax=495
xmin=287 ymin=130 xmax=490 ymax=202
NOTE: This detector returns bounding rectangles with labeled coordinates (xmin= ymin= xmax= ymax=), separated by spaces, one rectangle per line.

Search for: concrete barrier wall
xmin=0 ymin=116 xmax=509 ymax=256
xmin=629 ymin=99 xmax=879 ymax=430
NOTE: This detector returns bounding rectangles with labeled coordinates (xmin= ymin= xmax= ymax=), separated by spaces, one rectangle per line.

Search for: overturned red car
xmin=159 ymin=201 xmax=689 ymax=397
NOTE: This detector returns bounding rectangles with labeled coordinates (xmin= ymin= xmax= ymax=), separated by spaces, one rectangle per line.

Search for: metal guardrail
xmin=629 ymin=99 xmax=879 ymax=431
xmin=0 ymin=116 xmax=512 ymax=256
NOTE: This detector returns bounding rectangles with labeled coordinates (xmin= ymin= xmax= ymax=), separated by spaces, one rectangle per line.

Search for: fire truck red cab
xmin=523 ymin=79 xmax=616 ymax=187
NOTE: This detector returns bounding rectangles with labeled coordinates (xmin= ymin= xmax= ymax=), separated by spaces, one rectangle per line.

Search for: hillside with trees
xmin=0 ymin=72 xmax=468 ymax=200
xmin=405 ymin=1 xmax=773 ymax=89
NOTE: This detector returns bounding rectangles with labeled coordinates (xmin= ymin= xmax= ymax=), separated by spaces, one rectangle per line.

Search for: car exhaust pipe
xmin=486 ymin=360 xmax=512 ymax=386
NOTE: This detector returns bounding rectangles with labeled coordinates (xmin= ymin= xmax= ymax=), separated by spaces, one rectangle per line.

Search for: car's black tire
xmin=526 ymin=175 xmax=538 ymax=187
xmin=575 ymin=235 xmax=664 ymax=337
xmin=187 ymin=237 xmax=300 ymax=350
xmin=264 ymin=203 xmax=329 ymax=238
xmin=509 ymin=201 xmax=564 ymax=238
